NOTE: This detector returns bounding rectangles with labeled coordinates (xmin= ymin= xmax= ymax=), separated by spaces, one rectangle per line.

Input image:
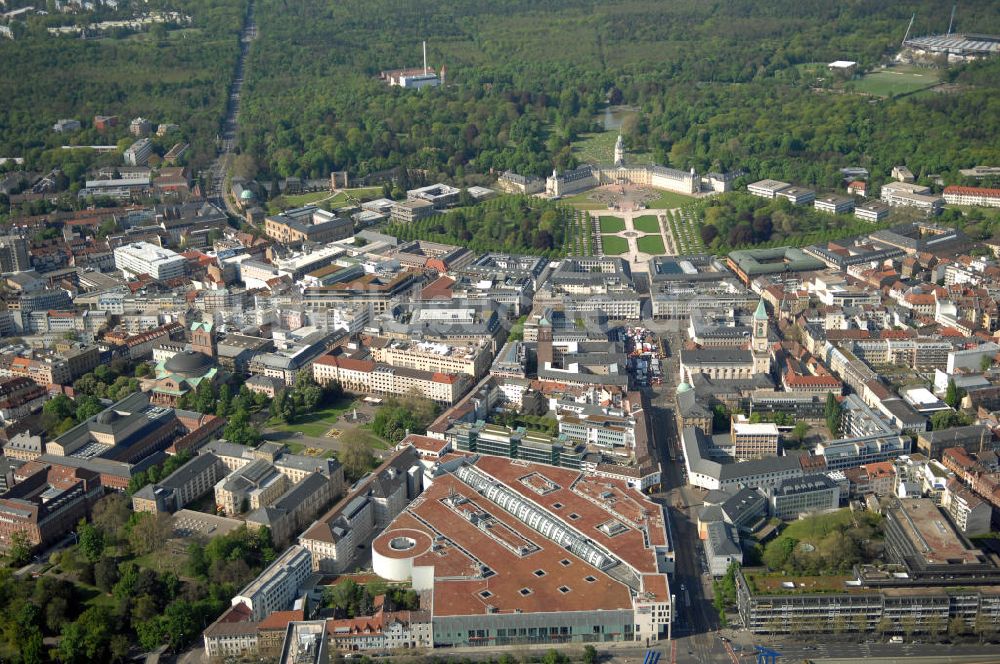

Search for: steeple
xmin=751 ymin=298 xmax=770 ymax=374
xmin=753 ymin=298 xmax=768 ymax=321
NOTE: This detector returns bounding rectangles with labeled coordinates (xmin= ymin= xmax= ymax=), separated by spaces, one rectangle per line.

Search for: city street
xmin=205 ymin=1 xmax=256 ymax=217
xmin=643 ymin=330 xmax=736 ymax=664
xmin=641 ymin=328 xmax=1000 ymax=664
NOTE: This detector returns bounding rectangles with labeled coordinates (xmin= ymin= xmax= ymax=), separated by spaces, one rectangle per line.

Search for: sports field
xmin=849 ymin=66 xmax=939 ymax=98
xmin=601 ymin=235 xmax=629 ymax=255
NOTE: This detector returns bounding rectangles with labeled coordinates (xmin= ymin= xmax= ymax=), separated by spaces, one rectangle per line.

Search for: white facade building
xmin=113 ymin=242 xmax=187 ymax=280
xmin=123 ymin=137 xmax=153 ymax=166
xmin=231 ymin=545 xmax=313 ymax=621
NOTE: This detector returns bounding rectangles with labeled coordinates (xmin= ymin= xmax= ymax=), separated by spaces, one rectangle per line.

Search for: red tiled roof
xmin=906 ymin=293 xmax=936 ymax=305
xmin=257 ymin=609 xmax=304 ymax=630
xmin=865 ymin=461 xmax=895 ymax=479
xmin=944 ymin=186 xmax=1000 ymax=197
xmin=418 ymin=276 xmax=455 ymax=300
xmin=784 ymin=371 xmax=842 ymax=387
xmin=314 ymin=352 xmax=376 ymax=372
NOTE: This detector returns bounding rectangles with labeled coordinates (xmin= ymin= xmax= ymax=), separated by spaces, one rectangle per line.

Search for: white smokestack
xmin=423 ymin=41 xmax=427 ymax=75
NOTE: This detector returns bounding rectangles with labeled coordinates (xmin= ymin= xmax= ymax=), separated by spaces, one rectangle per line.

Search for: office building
xmin=124 ymin=138 xmax=154 ymax=166
xmin=390 ymin=199 xmax=436 ymax=223
xmin=232 ymin=545 xmax=314 ymax=622
xmin=214 ymin=459 xmax=289 ymax=516
xmin=0 ymin=463 xmax=102 ymax=552
xmin=704 ymin=521 xmax=743 ymax=577
xmin=736 ymin=566 xmax=1000 ymax=635
xmin=312 ymin=355 xmax=470 ymax=405
xmin=680 ymin=426 xmax=806 ymax=492
xmin=774 ymin=186 xmax=815 ymax=205
xmin=406 ymin=183 xmax=460 ymax=209
xmin=814 ymin=194 xmax=855 ymax=214
xmin=247 ymin=469 xmax=344 ymax=546
xmin=731 ymin=416 xmax=780 ymax=460
xmin=880 ymin=181 xmax=944 ymax=214
xmin=767 ymin=475 xmax=840 ymax=520
xmin=747 ymin=180 xmax=791 ymax=199
xmin=264 ymin=206 xmax=353 ymax=246
xmin=497 ymin=171 xmax=545 ymax=195
xmin=113 ymin=242 xmax=186 ymax=280
xmin=448 ymin=420 xmax=586 ymax=471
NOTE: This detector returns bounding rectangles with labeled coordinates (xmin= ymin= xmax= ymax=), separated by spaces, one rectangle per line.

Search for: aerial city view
xmin=2 ymin=1 xmax=1000 ymax=663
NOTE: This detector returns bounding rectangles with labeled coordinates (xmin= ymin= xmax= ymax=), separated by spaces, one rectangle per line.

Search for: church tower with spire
xmin=614 ymin=133 xmax=625 ymax=166
xmin=751 ymin=298 xmax=771 ymax=374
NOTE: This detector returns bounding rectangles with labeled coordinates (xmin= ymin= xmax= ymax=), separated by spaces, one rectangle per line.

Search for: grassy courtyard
xmin=647 ymin=190 xmax=697 ymax=209
xmin=561 ymin=191 xmax=607 ymax=210
xmin=601 ymin=235 xmax=629 ymax=255
xmin=266 ymin=396 xmax=357 ymax=438
xmin=636 ymin=235 xmax=666 ymax=254
xmin=599 ymin=216 xmax=626 ymax=233
xmin=633 ymin=215 xmax=661 ymax=233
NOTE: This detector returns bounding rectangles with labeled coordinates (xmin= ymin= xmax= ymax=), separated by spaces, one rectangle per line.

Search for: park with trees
xmin=386 ymin=195 xmax=575 ymax=257
xmin=0 ymin=489 xmax=275 ymax=663
xmin=759 ymin=509 xmax=883 ymax=576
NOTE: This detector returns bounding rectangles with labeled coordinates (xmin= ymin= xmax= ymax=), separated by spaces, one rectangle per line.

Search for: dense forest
xmin=235 ymin=0 xmax=1000 ymax=187
xmin=0 ymin=0 xmax=247 ymax=171
xmin=5 ymin=0 xmax=1000 ymax=196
